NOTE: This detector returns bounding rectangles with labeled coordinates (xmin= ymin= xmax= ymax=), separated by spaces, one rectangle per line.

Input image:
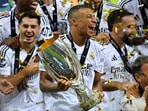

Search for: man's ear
xmin=70 ymin=18 xmax=77 ymax=26
xmin=134 ymin=73 xmax=142 ymax=82
xmin=113 ymin=24 xmax=119 ymax=33
xmin=18 ymin=25 xmax=21 ymax=33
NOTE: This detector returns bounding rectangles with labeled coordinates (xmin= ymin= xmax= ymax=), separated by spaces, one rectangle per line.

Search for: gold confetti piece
xmin=62 ymin=0 xmax=67 ymax=5
xmin=110 ymin=97 xmax=115 ymax=102
xmin=119 ymin=62 xmax=124 ymax=65
xmin=129 ymin=50 xmax=135 ymax=57
xmin=135 ymin=15 xmax=141 ymax=21
xmin=19 ymin=75 xmax=25 ymax=79
xmin=126 ymin=95 xmax=131 ymax=99
xmin=34 ymin=10 xmax=40 ymax=16
xmin=144 ymin=29 xmax=148 ymax=34
xmin=81 ymin=64 xmax=87 ymax=69
xmin=0 ymin=54 xmax=3 ymax=59
xmin=19 ymin=59 xmax=22 ymax=64
xmin=93 ymin=36 xmax=104 ymax=44
xmin=20 ymin=65 xmax=26 ymax=69
xmin=58 ymin=9 xmax=64 ymax=17
xmin=108 ymin=78 xmax=112 ymax=84
xmin=33 ymin=90 xmax=38 ymax=94
xmin=98 ymin=107 xmax=102 ymax=111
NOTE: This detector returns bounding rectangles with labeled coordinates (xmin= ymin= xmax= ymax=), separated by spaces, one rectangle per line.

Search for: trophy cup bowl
xmin=37 ymin=35 xmax=101 ymax=110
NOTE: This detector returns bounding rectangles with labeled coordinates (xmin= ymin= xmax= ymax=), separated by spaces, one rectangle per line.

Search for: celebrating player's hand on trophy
xmin=57 ymin=75 xmax=72 ymax=91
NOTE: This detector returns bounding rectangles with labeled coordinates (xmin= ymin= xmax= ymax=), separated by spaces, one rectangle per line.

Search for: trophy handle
xmin=37 ymin=33 xmax=59 ymax=52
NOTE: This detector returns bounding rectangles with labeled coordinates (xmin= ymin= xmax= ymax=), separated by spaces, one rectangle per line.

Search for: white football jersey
xmin=0 ymin=45 xmax=43 ymax=111
xmin=42 ymin=35 xmax=104 ymax=111
xmin=99 ymin=43 xmax=139 ymax=111
xmin=122 ymin=0 xmax=148 ymax=56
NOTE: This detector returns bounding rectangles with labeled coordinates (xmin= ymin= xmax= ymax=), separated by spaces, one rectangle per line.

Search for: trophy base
xmin=80 ymin=92 xmax=100 ymax=111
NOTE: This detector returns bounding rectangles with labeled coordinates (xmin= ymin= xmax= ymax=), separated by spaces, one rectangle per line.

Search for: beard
xmin=120 ymin=35 xmax=134 ymax=46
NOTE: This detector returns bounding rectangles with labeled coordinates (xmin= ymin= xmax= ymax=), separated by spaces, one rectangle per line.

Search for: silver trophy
xmin=37 ymin=35 xmax=101 ymax=110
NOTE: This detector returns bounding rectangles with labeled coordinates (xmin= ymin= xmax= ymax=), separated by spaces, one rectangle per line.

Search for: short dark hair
xmin=67 ymin=4 xmax=90 ymax=21
xmin=132 ymin=56 xmax=148 ymax=77
xmin=107 ymin=9 xmax=133 ymax=32
xmin=18 ymin=11 xmax=40 ymax=25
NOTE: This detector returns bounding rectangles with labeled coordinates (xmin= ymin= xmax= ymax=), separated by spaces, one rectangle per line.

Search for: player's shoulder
xmin=90 ymin=38 xmax=104 ymax=49
xmin=0 ymin=45 xmax=12 ymax=56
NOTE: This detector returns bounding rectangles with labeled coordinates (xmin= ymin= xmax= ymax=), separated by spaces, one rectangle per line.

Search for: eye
xmin=86 ymin=14 xmax=95 ymax=18
xmin=31 ymin=25 xmax=37 ymax=28
xmin=23 ymin=24 xmax=28 ymax=28
xmin=127 ymin=25 xmax=137 ymax=29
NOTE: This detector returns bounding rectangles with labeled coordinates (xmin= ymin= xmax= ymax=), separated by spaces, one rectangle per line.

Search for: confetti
xmin=144 ymin=29 xmax=148 ymax=34
xmin=108 ymin=78 xmax=112 ymax=84
xmin=135 ymin=15 xmax=141 ymax=21
xmin=58 ymin=9 xmax=64 ymax=16
xmin=34 ymin=10 xmax=40 ymax=16
xmin=129 ymin=50 xmax=135 ymax=57
xmin=0 ymin=54 xmax=3 ymax=59
xmin=98 ymin=107 xmax=102 ymax=111
xmin=126 ymin=95 xmax=131 ymax=99
xmin=33 ymin=90 xmax=38 ymax=94
xmin=110 ymin=97 xmax=115 ymax=102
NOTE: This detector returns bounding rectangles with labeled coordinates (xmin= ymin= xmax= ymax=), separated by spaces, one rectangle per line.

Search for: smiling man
xmin=0 ymin=0 xmax=51 ymax=48
xmin=40 ymin=4 xmax=104 ymax=111
xmin=0 ymin=11 xmax=43 ymax=111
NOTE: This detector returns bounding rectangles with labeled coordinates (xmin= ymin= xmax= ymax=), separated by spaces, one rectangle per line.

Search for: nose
xmin=26 ymin=26 xmax=32 ymax=32
xmin=92 ymin=16 xmax=98 ymax=24
xmin=131 ymin=27 xmax=138 ymax=36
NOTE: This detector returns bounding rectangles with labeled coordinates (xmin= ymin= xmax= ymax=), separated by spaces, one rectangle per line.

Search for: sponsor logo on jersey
xmin=111 ymin=55 xmax=118 ymax=61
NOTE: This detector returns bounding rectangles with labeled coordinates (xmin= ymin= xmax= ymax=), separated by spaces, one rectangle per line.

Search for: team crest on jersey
xmin=89 ymin=51 xmax=95 ymax=60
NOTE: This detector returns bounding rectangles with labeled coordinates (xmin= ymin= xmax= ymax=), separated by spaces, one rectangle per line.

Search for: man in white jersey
xmin=0 ymin=11 xmax=43 ymax=111
xmin=39 ymin=4 xmax=104 ymax=111
xmin=122 ymin=0 xmax=148 ymax=56
xmin=37 ymin=0 xmax=72 ymax=34
xmin=0 ymin=0 xmax=52 ymax=47
xmin=99 ymin=9 xmax=141 ymax=111
xmin=122 ymin=56 xmax=148 ymax=111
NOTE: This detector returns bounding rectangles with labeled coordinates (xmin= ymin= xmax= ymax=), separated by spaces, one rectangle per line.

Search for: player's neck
xmin=70 ymin=31 xmax=88 ymax=46
xmin=20 ymin=41 xmax=36 ymax=53
xmin=110 ymin=32 xmax=124 ymax=48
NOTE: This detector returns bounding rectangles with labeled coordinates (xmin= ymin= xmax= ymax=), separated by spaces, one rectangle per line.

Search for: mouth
xmin=88 ymin=25 xmax=96 ymax=32
xmin=24 ymin=33 xmax=34 ymax=41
